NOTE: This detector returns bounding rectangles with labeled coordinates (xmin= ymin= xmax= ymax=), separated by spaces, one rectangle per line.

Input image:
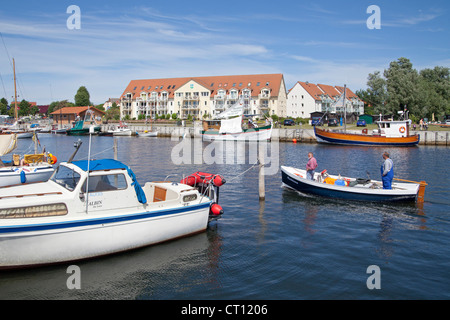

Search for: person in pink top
xmin=306 ymin=152 xmax=318 ymax=180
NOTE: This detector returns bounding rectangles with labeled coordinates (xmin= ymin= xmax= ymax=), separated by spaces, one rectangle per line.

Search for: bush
xmin=171 ymin=113 xmax=178 ymax=120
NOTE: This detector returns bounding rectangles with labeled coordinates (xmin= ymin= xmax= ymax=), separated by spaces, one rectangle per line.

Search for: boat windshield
xmin=51 ymin=165 xmax=81 ymax=191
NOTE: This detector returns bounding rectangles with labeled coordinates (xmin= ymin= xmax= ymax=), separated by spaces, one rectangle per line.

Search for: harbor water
xmin=0 ymin=134 xmax=449 ymax=300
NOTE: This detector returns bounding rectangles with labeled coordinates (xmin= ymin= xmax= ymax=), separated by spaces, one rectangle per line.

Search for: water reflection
xmin=0 ymin=227 xmax=223 ymax=299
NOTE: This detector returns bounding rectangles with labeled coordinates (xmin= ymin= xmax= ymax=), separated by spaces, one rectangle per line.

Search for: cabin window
xmin=81 ymin=174 xmax=127 ymax=193
xmin=0 ymin=203 xmax=68 ymax=219
xmin=51 ymin=165 xmax=81 ymax=191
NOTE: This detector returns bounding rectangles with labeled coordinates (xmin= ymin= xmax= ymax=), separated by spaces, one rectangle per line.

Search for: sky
xmin=0 ymin=0 xmax=449 ymax=105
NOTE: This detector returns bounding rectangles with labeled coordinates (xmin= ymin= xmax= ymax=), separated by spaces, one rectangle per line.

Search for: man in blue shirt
xmin=381 ymin=152 xmax=394 ymax=189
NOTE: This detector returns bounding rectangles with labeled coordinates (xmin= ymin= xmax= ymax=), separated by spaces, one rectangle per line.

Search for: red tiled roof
xmin=317 ymin=84 xmax=341 ymax=97
xmin=120 ymin=74 xmax=285 ymax=99
xmin=297 ymin=81 xmax=325 ymax=100
xmin=297 ymin=82 xmax=361 ymax=102
xmin=50 ymin=106 xmax=105 ymax=115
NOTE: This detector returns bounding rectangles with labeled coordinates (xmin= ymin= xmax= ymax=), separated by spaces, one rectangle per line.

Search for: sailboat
xmin=313 ymin=85 xmax=420 ymax=146
xmin=1 ymin=59 xmax=33 ymax=139
xmin=201 ymin=98 xmax=272 ymax=141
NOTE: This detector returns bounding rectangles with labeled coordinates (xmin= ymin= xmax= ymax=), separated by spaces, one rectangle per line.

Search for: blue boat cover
xmin=72 ymin=159 xmax=128 ymax=171
xmin=72 ymin=159 xmax=147 ymax=204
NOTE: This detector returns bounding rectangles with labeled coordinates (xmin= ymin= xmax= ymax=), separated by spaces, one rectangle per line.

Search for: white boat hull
xmin=110 ymin=129 xmax=133 ymax=136
xmin=202 ymin=126 xmax=272 ymax=141
xmin=0 ymin=202 xmax=210 ymax=269
xmin=138 ymin=131 xmax=158 ymax=137
xmin=0 ymin=165 xmax=54 ymax=187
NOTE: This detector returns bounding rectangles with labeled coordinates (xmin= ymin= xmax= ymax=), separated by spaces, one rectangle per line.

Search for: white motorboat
xmin=0 ymin=158 xmax=225 ymax=269
xmin=107 ymin=121 xmax=134 ymax=136
xmin=281 ymin=166 xmax=426 ymax=203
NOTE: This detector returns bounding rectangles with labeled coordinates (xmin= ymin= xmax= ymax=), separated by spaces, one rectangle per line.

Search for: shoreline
xmin=100 ymin=123 xmax=450 ymax=146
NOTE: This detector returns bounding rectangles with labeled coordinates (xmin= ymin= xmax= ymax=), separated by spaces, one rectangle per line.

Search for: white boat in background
xmin=0 ymin=133 xmax=56 ymax=188
xmin=201 ymin=98 xmax=272 ymax=141
xmin=0 ymin=158 xmax=226 ymax=269
xmin=108 ymin=121 xmax=133 ymax=136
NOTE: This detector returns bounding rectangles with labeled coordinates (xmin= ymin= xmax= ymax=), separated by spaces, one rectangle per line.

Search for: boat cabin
xmin=373 ymin=120 xmax=411 ymax=138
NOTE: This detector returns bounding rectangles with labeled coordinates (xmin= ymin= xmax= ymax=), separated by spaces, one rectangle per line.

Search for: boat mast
xmin=13 ymin=58 xmax=18 ymax=121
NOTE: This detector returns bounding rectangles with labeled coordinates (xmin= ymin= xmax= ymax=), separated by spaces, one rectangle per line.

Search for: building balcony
xmin=182 ymin=105 xmax=199 ymax=110
xmin=259 ymin=93 xmax=270 ymax=99
xmin=214 ymin=95 xmax=225 ymax=101
xmin=183 ymin=95 xmax=199 ymax=101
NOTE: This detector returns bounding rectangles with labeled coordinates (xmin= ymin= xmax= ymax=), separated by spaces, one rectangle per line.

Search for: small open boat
xmin=0 ymin=134 xmax=56 ymax=188
xmin=0 ymin=158 xmax=225 ymax=269
xmin=137 ymin=130 xmax=158 ymax=137
xmin=281 ymin=166 xmax=426 ymax=203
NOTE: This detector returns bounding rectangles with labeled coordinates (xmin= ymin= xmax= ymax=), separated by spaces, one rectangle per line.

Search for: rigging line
xmin=227 ymin=160 xmax=260 ymax=183
xmin=0 ymin=70 xmax=7 ymax=99
xmin=0 ymin=32 xmax=13 ymax=71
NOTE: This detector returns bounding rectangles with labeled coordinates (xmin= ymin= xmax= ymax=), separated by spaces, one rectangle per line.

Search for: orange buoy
xmin=292 ymin=138 xmax=297 ymax=143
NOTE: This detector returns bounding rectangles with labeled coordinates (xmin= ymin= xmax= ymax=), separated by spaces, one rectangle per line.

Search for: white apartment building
xmin=287 ymin=81 xmax=364 ymax=118
xmin=119 ymin=74 xmax=287 ymax=120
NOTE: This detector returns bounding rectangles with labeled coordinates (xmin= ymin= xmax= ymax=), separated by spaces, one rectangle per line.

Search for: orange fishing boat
xmin=314 ymin=120 xmax=420 ymax=146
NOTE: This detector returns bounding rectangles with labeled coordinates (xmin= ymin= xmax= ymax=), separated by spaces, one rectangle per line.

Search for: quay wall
xmin=102 ymin=124 xmax=449 ymax=145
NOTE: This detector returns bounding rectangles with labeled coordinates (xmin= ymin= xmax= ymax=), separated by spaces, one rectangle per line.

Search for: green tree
xmin=74 ymin=86 xmax=92 ymax=106
xmin=30 ymin=104 xmax=39 ymax=115
xmin=105 ymin=103 xmax=120 ymax=121
xmin=366 ymin=71 xmax=388 ymax=114
xmin=18 ymin=99 xmax=31 ymax=117
xmin=0 ymin=98 xmax=8 ymax=115
xmin=383 ymin=57 xmax=420 ymax=115
xmin=47 ymin=100 xmax=74 ymax=115
xmin=418 ymin=66 xmax=450 ymax=120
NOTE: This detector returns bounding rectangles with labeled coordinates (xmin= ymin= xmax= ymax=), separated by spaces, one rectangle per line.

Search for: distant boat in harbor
xmin=314 ymin=119 xmax=420 ymax=146
xmin=201 ymin=98 xmax=272 ymax=141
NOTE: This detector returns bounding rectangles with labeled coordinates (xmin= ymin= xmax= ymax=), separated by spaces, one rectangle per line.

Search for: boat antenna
xmin=85 ymin=126 xmax=94 ymax=214
xmin=343 ymin=84 xmax=347 ymax=132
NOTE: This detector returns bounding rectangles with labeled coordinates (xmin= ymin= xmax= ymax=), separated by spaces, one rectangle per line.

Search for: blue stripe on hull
xmin=0 ymin=202 xmax=211 ymax=234
xmin=281 ymin=172 xmax=415 ymax=202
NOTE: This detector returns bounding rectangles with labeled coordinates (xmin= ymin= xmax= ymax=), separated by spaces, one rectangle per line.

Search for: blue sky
xmin=0 ymin=0 xmax=448 ymax=105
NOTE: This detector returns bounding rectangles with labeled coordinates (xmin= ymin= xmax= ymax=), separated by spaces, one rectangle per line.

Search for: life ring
xmin=399 ymin=126 xmax=406 ymax=133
